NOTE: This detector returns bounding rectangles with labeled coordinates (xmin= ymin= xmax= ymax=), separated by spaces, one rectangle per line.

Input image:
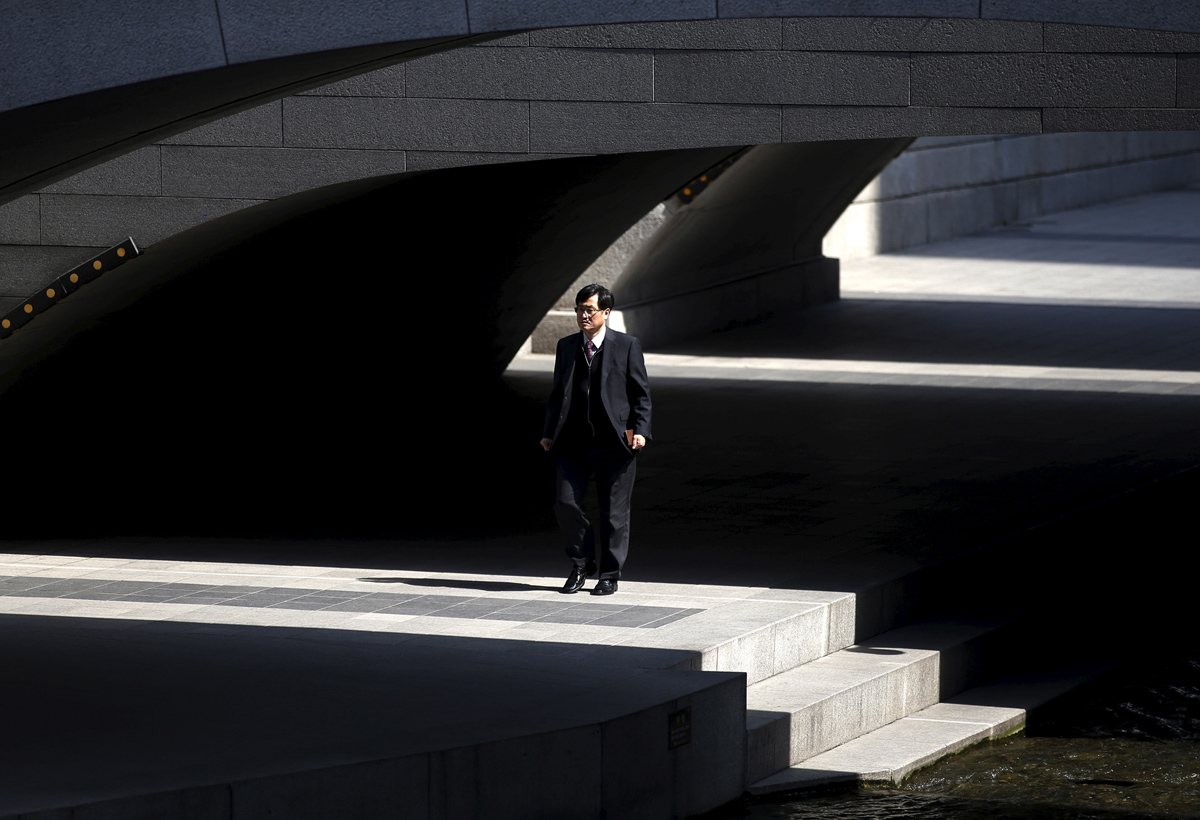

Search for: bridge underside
xmin=5 ymin=10 xmax=1200 ymax=205
xmin=0 ymin=34 xmax=501 ymax=204
xmin=0 ymin=149 xmax=737 ymax=535
xmin=3 ymin=6 xmax=1200 ymax=536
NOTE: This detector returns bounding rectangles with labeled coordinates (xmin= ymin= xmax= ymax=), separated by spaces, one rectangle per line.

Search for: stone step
xmin=744 ymin=615 xmax=1013 ymax=784
xmin=644 ymin=588 xmax=855 ymax=686
xmin=750 ymin=665 xmax=1113 ymax=794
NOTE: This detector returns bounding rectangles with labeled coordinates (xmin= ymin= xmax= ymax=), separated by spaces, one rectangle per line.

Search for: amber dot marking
xmin=93 ymin=261 xmax=102 ymax=270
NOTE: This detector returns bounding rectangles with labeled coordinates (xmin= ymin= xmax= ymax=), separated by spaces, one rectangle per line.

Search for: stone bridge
xmin=2 ymin=1 xmax=1199 ymax=534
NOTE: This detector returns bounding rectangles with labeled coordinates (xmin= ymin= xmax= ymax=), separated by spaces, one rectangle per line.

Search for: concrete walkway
xmin=3 ymin=185 xmax=1200 ymax=817
xmin=0 ymin=554 xmax=819 ymax=818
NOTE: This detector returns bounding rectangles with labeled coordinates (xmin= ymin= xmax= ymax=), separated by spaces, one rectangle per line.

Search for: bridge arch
xmin=0 ymin=147 xmax=753 ymax=534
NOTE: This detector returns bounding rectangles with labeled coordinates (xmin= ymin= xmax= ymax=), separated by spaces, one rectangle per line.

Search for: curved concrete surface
xmin=619 ymin=139 xmax=913 ymax=345
xmin=4 ymin=4 xmax=1200 ymax=203
xmin=0 ymin=34 xmax=495 ymax=205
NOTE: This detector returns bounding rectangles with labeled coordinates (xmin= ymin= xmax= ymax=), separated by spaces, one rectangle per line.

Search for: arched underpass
xmin=0 ymin=132 xmax=921 ymax=537
xmin=0 ymin=147 xmax=736 ymax=535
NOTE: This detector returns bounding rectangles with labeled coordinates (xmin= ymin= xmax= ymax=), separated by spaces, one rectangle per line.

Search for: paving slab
xmin=0 ymin=555 xmax=852 ymax=680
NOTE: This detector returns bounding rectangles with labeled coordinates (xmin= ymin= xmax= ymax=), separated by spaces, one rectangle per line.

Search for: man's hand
xmin=632 ymin=435 xmax=646 ymax=450
xmin=540 ymin=438 xmax=553 ymax=451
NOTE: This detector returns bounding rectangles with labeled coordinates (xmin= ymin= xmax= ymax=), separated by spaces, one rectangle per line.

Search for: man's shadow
xmin=360 ymin=577 xmax=556 ymax=593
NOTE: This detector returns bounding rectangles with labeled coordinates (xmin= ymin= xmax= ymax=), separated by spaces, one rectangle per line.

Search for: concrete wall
xmin=826 ymin=131 xmax=1200 ymax=260
xmin=528 ymin=204 xmax=670 ymax=354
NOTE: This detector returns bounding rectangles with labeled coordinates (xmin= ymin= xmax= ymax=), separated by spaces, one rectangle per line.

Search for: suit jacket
xmin=543 ymin=328 xmax=652 ymax=452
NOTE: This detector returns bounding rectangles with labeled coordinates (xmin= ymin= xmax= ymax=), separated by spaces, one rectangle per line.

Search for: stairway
xmin=736 ymin=614 xmax=1017 ymax=790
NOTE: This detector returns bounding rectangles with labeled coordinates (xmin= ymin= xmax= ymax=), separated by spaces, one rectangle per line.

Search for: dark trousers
xmin=554 ymin=443 xmax=636 ymax=580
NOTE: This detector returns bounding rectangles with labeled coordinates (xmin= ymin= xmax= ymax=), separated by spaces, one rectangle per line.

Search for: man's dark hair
xmin=576 ymin=283 xmax=614 ymax=311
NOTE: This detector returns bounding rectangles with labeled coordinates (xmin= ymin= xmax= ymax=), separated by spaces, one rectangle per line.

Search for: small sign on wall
xmin=668 ymin=707 xmax=691 ymax=749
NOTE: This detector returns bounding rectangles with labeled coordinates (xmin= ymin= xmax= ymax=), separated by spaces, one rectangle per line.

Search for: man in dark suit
xmin=540 ymin=283 xmax=651 ymax=596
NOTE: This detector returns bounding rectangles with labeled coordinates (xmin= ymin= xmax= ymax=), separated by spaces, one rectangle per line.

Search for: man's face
xmin=576 ymin=295 xmax=609 ymax=338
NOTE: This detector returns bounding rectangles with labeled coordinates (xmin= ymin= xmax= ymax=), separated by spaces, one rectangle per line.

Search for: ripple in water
xmin=726 ymin=788 xmax=1178 ymax=820
xmin=903 ymin=735 xmax=1200 ymax=818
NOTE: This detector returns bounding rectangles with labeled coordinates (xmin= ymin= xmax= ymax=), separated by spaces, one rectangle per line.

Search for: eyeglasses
xmin=574 ymin=307 xmax=608 ymax=317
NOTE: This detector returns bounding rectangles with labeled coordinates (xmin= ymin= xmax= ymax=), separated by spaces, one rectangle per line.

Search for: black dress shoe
xmin=561 ymin=562 xmax=595 ymax=594
xmin=591 ymin=579 xmax=618 ymax=596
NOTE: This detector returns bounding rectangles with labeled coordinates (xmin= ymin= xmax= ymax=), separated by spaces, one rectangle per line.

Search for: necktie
xmin=585 ymin=339 xmax=596 ymax=363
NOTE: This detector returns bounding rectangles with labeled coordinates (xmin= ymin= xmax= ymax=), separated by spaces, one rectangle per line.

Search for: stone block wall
xmin=824 ymin=131 xmax=1200 ymax=260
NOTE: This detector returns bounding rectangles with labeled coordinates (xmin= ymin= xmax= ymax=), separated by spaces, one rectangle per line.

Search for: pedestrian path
xmin=0 ymin=552 xmax=852 ymax=681
xmin=0 ymin=550 xmax=848 ymax=818
xmin=840 ymin=184 xmax=1200 ymax=308
xmin=512 ymin=351 xmax=1200 ymax=394
xmin=514 ymin=185 xmax=1200 ymax=396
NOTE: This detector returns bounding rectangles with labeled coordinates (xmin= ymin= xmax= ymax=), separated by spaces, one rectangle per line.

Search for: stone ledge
xmin=749 ymin=665 xmax=1113 ymax=794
